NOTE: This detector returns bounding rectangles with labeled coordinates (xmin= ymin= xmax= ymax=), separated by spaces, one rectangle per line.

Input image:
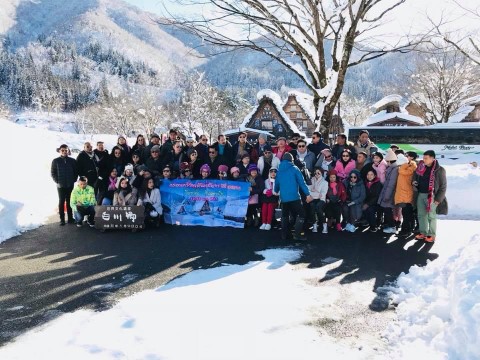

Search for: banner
xmin=160 ymin=180 xmax=250 ymax=228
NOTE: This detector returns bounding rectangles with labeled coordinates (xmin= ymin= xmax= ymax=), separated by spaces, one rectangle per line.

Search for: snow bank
xmin=0 ymin=118 xmax=118 ymax=243
xmin=0 ymin=248 xmax=381 ymax=359
xmin=362 ymin=111 xmax=425 ymax=127
xmin=385 ymin=221 xmax=480 ymax=360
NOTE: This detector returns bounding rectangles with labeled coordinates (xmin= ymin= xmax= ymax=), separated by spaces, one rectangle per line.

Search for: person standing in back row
xmin=413 ymin=150 xmax=448 ymax=243
xmin=51 ymin=144 xmax=78 ymax=225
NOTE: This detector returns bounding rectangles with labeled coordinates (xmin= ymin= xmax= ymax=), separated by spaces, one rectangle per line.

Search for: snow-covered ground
xmin=0 ymin=115 xmax=479 ymax=359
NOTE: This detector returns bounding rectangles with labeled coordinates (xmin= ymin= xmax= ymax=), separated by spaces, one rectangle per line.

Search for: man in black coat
xmin=51 ymin=144 xmax=78 ymax=225
xmin=307 ymin=131 xmax=330 ymax=158
xmin=142 ymin=133 xmax=161 ymax=163
xmin=76 ymin=142 xmax=98 ymax=186
xmin=93 ymin=141 xmax=110 ymax=204
xmin=195 ymin=134 xmax=210 ymax=164
xmin=331 ymin=133 xmax=357 ymax=161
xmin=213 ymin=134 xmax=235 ymax=167
xmin=206 ymin=146 xmax=228 ymax=178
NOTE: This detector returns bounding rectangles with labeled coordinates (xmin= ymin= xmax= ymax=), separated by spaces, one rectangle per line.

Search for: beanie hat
xmin=248 ymin=164 xmax=258 ymax=173
xmin=258 ymin=133 xmax=268 ymax=141
xmin=269 ymin=167 xmax=278 ymax=172
xmin=124 ymin=164 xmax=134 ymax=173
xmin=327 ymin=169 xmax=338 ymax=178
xmin=200 ymin=164 xmax=211 ymax=174
xmin=187 ymin=148 xmax=197 ymax=157
xmin=137 ymin=165 xmax=148 ymax=173
xmin=230 ymin=166 xmax=240 ymax=174
xmin=263 ymin=144 xmax=273 ymax=152
xmin=218 ymin=165 xmax=229 ymax=173
xmin=282 ymin=152 xmax=294 ymax=162
xmin=423 ymin=150 xmax=436 ymax=158
xmin=151 ymin=145 xmax=161 ymax=153
xmin=396 ymin=154 xmax=408 ymax=166
xmin=372 ymin=151 xmax=384 ymax=160
xmin=384 ymin=149 xmax=397 ymax=162
xmin=132 ymin=150 xmax=142 ymax=158
xmin=186 ymin=136 xmax=194 ymax=142
xmin=150 ymin=133 xmax=160 ymax=140
xmin=118 ymin=135 xmax=126 ymax=141
xmin=369 ymin=146 xmax=379 ymax=155
xmin=180 ymin=162 xmax=191 ymax=171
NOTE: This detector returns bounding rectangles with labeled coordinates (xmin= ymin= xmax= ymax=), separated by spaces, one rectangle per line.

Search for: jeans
xmin=310 ymin=200 xmax=326 ymax=225
xmin=57 ymin=186 xmax=73 ymax=222
xmin=74 ymin=205 xmax=95 ymax=224
xmin=281 ymin=199 xmax=305 ymax=239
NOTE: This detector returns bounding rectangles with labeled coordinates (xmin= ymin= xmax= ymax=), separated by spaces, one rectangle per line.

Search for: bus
xmin=347 ymin=123 xmax=480 ymax=156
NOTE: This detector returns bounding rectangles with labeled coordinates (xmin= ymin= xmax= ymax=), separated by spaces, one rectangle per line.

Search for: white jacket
xmin=308 ymin=176 xmax=328 ymax=201
xmin=137 ymin=188 xmax=162 ymax=215
xmin=258 ymin=156 xmax=280 ymax=175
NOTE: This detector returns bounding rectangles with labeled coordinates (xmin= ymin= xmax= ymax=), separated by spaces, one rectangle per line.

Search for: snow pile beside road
xmin=386 ymin=232 xmax=480 ymax=360
xmin=0 ymin=119 xmax=117 ymax=243
xmin=0 ymin=248 xmax=383 ymax=359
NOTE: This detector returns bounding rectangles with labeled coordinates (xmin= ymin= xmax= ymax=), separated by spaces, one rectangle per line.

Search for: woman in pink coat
xmin=334 ymin=150 xmax=356 ymax=183
xmin=372 ymin=151 xmax=388 ymax=184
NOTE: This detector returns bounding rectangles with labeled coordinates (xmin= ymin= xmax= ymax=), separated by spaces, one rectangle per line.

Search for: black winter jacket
xmin=51 ymin=156 xmax=77 ymax=188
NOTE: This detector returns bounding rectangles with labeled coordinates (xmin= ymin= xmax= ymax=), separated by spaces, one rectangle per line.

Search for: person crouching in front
xmin=70 ymin=176 xmax=96 ymax=227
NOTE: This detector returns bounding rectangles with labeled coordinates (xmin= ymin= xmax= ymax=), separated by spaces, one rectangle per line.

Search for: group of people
xmin=51 ymin=129 xmax=447 ymax=243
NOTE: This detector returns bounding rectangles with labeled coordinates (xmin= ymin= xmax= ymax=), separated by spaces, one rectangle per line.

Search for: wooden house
xmin=449 ymin=95 xmax=480 ymax=123
xmin=282 ymin=92 xmax=316 ymax=137
xmin=224 ymin=89 xmax=304 ymax=141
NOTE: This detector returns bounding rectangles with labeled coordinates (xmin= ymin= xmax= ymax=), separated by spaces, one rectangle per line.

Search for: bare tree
xmin=162 ymin=0 xmax=424 ymax=138
xmin=431 ymin=1 xmax=480 ymax=66
xmin=340 ymin=94 xmax=372 ymax=126
xmin=407 ymin=47 xmax=479 ymax=124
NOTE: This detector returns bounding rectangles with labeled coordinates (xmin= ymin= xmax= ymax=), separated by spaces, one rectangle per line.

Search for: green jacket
xmin=70 ymin=185 xmax=96 ymax=212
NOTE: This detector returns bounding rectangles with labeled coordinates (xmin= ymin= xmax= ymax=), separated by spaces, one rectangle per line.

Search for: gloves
xmin=347 ymin=201 xmax=355 ymax=207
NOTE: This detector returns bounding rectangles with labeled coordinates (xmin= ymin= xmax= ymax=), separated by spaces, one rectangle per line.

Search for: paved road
xmin=0 ymin=220 xmax=438 ymax=346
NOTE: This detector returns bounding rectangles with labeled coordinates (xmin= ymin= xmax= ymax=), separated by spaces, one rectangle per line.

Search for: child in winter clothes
xmin=117 ymin=164 xmax=136 ymax=187
xmin=245 ymin=164 xmax=264 ymax=227
xmin=363 ymin=169 xmax=383 ymax=232
xmin=342 ymin=169 xmax=366 ymax=232
xmin=325 ymin=169 xmax=347 ymax=231
xmin=395 ymin=153 xmax=417 ymax=236
xmin=372 ymin=152 xmax=388 ymax=184
xmin=260 ymin=168 xmax=279 ymax=230
xmin=230 ymin=167 xmax=244 ymax=182
xmin=309 ymin=167 xmax=329 ymax=233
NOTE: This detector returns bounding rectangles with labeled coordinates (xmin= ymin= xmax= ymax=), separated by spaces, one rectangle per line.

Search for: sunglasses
xmin=325 ymin=155 xmax=332 ymax=159
xmin=297 ymin=145 xmax=306 ymax=148
xmin=350 ymin=176 xmax=357 ymax=179
xmin=184 ymin=169 xmax=191 ymax=172
xmin=201 ymin=139 xmax=208 ymax=142
xmin=151 ymin=150 xmax=159 ymax=153
xmin=209 ymin=151 xmax=216 ymax=154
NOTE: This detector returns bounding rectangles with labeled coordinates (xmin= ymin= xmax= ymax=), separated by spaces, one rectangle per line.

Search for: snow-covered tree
xmin=340 ymin=94 xmax=372 ymax=126
xmin=164 ymin=0 xmax=422 ymax=138
xmin=407 ymin=47 xmax=479 ymax=124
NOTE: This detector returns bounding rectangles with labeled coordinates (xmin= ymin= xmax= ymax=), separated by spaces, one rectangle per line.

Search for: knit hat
xmin=384 ymin=149 xmax=397 ymax=162
xmin=423 ymin=150 xmax=436 ymax=158
xmin=200 ymin=164 xmax=211 ymax=174
xmin=269 ymin=167 xmax=278 ymax=172
xmin=151 ymin=145 xmax=161 ymax=153
xmin=396 ymin=154 xmax=408 ymax=166
xmin=180 ymin=162 xmax=191 ymax=171
xmin=230 ymin=166 xmax=240 ymax=174
xmin=186 ymin=136 xmax=194 ymax=142
xmin=124 ymin=164 xmax=134 ymax=173
xmin=118 ymin=135 xmax=126 ymax=141
xmin=327 ymin=169 xmax=338 ymax=178
xmin=187 ymin=148 xmax=197 ymax=157
xmin=282 ymin=152 xmax=294 ymax=162
xmin=372 ymin=151 xmax=384 ymax=160
xmin=132 ymin=150 xmax=142 ymax=158
xmin=218 ymin=165 xmax=229 ymax=173
xmin=137 ymin=165 xmax=148 ymax=173
xmin=248 ymin=164 xmax=258 ymax=173
xmin=150 ymin=133 xmax=160 ymax=140
xmin=258 ymin=133 xmax=268 ymax=141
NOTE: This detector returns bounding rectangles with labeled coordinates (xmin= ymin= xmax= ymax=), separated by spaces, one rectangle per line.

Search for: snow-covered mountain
xmin=1 ymin=0 xmax=205 ymax=74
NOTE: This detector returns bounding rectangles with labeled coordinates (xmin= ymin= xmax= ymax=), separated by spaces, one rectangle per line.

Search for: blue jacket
xmin=274 ymin=160 xmax=310 ymax=202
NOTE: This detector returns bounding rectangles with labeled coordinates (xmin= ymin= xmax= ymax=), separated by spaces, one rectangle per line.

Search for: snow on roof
xmin=362 ymin=110 xmax=425 ymax=126
xmin=371 ymin=94 xmax=403 ymax=112
xmin=461 ymin=94 xmax=480 ymax=106
xmin=240 ymin=89 xmax=305 ymax=138
xmin=448 ymin=105 xmax=476 ymax=123
xmin=223 ymin=127 xmax=275 ymax=137
xmin=287 ymin=91 xmax=315 ymax=121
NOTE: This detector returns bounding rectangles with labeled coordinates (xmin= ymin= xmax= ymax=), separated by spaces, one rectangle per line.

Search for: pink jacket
xmin=373 ymin=160 xmax=388 ymax=184
xmin=334 ymin=160 xmax=356 ymax=182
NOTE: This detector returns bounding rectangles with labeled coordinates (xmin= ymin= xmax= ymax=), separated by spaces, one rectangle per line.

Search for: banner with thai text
xmin=160 ymin=179 xmax=250 ymax=228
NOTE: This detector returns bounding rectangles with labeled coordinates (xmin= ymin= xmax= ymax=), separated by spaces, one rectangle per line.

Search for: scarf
xmin=329 ymin=182 xmax=338 ymax=196
xmin=366 ymin=177 xmax=379 ymax=190
xmin=416 ymin=160 xmax=437 ymax=211
xmin=108 ymin=177 xmax=117 ymax=191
